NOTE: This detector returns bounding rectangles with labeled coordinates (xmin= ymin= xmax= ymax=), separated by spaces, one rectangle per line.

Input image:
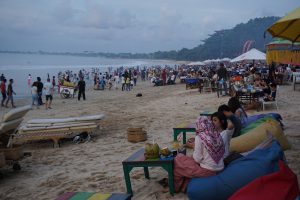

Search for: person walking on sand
xmin=77 ymin=77 xmax=86 ymax=101
xmin=52 ymin=76 xmax=56 ymax=90
xmin=35 ymin=77 xmax=44 ymax=105
xmin=5 ymin=79 xmax=16 ymax=108
xmin=31 ymin=82 xmax=39 ymax=109
xmin=1 ymin=78 xmax=7 ymax=107
xmin=217 ymin=63 xmax=228 ymax=96
xmin=44 ymin=78 xmax=54 ymax=109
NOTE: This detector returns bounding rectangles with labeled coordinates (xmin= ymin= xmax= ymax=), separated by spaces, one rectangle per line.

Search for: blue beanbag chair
xmin=242 ymin=113 xmax=282 ymax=128
xmin=187 ymin=141 xmax=284 ymax=200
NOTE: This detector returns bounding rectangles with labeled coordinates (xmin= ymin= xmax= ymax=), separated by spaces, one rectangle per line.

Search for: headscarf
xmin=195 ymin=116 xmax=225 ymax=164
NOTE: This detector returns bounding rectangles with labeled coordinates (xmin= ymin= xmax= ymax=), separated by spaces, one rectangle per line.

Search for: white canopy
xmin=187 ymin=61 xmax=205 ymax=66
xmin=230 ymin=48 xmax=266 ymax=62
xmin=221 ymin=57 xmax=231 ymax=62
xmin=203 ymin=59 xmax=212 ymax=64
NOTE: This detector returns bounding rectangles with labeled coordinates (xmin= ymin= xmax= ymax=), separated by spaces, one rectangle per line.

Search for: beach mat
xmin=56 ymin=192 xmax=131 ymax=200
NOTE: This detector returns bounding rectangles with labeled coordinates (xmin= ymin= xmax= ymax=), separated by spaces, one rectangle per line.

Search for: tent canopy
xmin=187 ymin=61 xmax=205 ymax=66
xmin=231 ymin=48 xmax=266 ymax=63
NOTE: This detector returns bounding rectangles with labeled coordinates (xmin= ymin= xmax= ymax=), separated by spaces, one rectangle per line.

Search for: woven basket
xmin=127 ymin=127 xmax=144 ymax=132
xmin=127 ymin=128 xmax=147 ymax=143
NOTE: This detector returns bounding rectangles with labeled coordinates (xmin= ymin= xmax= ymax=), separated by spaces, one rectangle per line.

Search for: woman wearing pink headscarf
xmin=162 ymin=113 xmax=233 ymax=193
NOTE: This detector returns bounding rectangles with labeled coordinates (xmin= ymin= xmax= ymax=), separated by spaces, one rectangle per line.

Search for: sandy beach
xmin=0 ymin=80 xmax=299 ymax=200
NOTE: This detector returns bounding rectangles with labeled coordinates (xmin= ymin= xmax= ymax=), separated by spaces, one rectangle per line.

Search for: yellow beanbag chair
xmin=230 ymin=119 xmax=291 ymax=153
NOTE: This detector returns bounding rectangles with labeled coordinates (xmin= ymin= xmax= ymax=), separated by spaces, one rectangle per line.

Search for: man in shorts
xmin=44 ymin=78 xmax=54 ymax=109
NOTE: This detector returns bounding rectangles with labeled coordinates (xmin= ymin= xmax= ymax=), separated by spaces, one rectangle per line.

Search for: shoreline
xmin=0 ymin=80 xmax=299 ymax=200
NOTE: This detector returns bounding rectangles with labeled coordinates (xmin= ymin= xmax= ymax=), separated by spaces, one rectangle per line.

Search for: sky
xmin=0 ymin=0 xmax=299 ymax=53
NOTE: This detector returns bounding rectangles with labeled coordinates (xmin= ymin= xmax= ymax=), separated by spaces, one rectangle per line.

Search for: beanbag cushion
xmin=242 ymin=113 xmax=282 ymax=128
xmin=187 ymin=141 xmax=284 ymax=200
xmin=241 ymin=117 xmax=274 ymax=135
xmin=229 ymin=160 xmax=299 ymax=200
xmin=230 ymin=120 xmax=290 ymax=153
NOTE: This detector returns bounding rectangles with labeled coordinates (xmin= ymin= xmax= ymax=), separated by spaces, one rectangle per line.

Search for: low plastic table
xmin=173 ymin=122 xmax=196 ymax=144
xmin=122 ymin=148 xmax=174 ymax=196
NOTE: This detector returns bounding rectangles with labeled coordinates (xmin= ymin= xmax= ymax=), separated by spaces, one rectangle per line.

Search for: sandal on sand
xmin=161 ymin=185 xmax=169 ymax=193
xmin=158 ymin=178 xmax=168 ymax=186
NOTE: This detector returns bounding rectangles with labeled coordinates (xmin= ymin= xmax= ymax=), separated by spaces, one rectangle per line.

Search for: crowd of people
xmin=0 ymin=61 xmax=298 ymax=112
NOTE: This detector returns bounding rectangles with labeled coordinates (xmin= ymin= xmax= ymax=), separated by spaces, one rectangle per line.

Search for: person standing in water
xmin=27 ymin=74 xmax=32 ymax=88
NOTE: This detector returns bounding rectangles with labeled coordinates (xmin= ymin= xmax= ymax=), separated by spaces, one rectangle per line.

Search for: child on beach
xmin=126 ymin=77 xmax=131 ymax=91
xmin=263 ymin=83 xmax=277 ymax=102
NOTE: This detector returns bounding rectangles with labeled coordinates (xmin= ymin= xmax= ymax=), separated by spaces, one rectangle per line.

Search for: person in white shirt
xmin=162 ymin=114 xmax=233 ymax=193
xmin=43 ymin=78 xmax=54 ymax=109
xmin=114 ymin=74 xmax=119 ymax=89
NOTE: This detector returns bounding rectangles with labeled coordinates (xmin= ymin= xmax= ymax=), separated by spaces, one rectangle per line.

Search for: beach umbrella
xmin=230 ymin=48 xmax=266 ymax=63
xmin=267 ymin=7 xmax=300 ymax=42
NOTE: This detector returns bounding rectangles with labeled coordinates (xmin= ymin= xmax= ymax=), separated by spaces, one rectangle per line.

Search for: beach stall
xmin=266 ymin=39 xmax=300 ymax=66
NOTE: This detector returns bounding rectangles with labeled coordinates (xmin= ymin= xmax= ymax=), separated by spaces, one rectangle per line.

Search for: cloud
xmin=0 ymin=0 xmax=299 ymax=53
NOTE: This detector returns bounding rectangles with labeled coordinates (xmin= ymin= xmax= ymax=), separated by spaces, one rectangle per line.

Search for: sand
xmin=0 ymin=80 xmax=299 ymax=200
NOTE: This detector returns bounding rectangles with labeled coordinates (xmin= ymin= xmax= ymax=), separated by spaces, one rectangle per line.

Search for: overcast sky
xmin=0 ymin=0 xmax=298 ymax=53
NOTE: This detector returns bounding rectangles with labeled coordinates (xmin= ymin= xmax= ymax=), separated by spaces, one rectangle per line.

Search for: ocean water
xmin=0 ymin=53 xmax=177 ymax=98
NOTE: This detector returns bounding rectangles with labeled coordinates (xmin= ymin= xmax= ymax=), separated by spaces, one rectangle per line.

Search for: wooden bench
xmin=8 ymin=114 xmax=105 ymax=148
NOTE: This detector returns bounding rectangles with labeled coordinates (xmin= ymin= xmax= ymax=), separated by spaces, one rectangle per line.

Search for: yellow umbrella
xmin=267 ymin=7 xmax=300 ymax=43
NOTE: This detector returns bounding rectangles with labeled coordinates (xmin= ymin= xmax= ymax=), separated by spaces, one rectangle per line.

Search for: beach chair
xmin=0 ymin=105 xmax=32 ymax=170
xmin=8 ymin=114 xmax=105 ymax=148
xmin=262 ymin=86 xmax=279 ymax=111
xmin=0 ymin=105 xmax=32 ymax=147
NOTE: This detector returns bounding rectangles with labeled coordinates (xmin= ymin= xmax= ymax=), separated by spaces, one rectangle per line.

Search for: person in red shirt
xmin=162 ymin=69 xmax=167 ymax=85
xmin=0 ymin=78 xmax=7 ymax=107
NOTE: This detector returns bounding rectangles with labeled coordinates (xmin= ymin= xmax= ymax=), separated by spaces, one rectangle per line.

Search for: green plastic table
xmin=173 ymin=112 xmax=213 ymax=144
xmin=122 ymin=148 xmax=174 ymax=196
xmin=173 ymin=122 xmax=196 ymax=144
